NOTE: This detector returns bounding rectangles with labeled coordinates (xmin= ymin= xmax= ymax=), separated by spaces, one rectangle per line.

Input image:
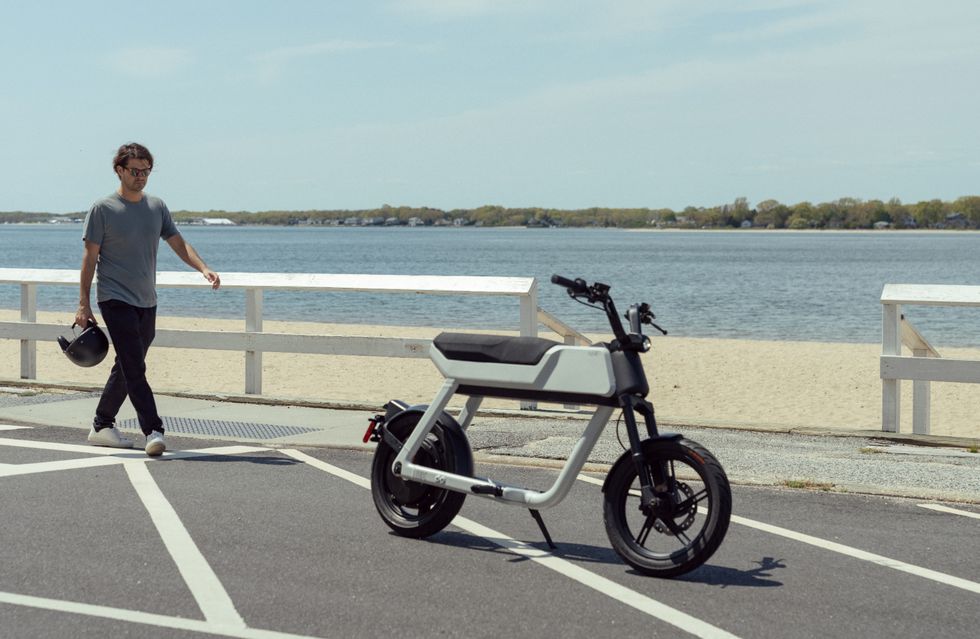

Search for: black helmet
xmin=58 ymin=321 xmax=110 ymax=367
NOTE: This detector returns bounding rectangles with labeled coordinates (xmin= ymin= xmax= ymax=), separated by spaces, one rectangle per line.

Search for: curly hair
xmin=112 ymin=142 xmax=154 ymax=173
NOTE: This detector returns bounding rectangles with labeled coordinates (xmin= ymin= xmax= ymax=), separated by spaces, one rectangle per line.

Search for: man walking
xmin=77 ymin=142 xmax=220 ymax=456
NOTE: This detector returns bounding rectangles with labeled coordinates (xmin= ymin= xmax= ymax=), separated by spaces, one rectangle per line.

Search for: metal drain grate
xmin=117 ymin=416 xmax=318 ymax=440
xmin=0 ymin=391 xmax=100 ymax=408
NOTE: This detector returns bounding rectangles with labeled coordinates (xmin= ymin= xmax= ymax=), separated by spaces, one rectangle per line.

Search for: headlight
xmin=642 ymin=337 xmax=651 ymax=352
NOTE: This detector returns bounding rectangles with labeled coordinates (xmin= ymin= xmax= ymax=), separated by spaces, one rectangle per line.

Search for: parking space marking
xmin=576 ymin=473 xmax=980 ymax=595
xmin=729 ymin=515 xmax=980 ymax=594
xmin=0 ymin=590 xmax=328 ymax=639
xmin=126 ymin=461 xmax=245 ymax=629
xmin=0 ymin=437 xmax=328 ymax=638
xmin=0 ymin=442 xmax=272 ymax=478
xmin=0 ymin=455 xmax=133 ymax=478
xmin=917 ymin=503 xmax=980 ymax=520
xmin=284 ymin=449 xmax=741 ymax=639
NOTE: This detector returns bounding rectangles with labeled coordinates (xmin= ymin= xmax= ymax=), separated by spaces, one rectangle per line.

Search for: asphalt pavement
xmin=3 ymin=383 xmax=980 ymax=638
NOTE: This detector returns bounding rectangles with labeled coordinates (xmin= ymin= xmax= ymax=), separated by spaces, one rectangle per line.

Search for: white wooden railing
xmin=880 ymin=283 xmax=980 ymax=434
xmin=0 ymin=268 xmax=585 ymax=407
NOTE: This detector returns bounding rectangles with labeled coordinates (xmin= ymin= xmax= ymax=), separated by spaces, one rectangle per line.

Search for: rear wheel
xmin=603 ymin=438 xmax=731 ymax=578
xmin=371 ymin=412 xmax=470 ymax=539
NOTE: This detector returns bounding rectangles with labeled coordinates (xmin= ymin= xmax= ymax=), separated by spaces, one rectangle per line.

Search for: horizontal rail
xmin=881 ymin=283 xmax=980 ymax=307
xmin=880 ymin=355 xmax=980 ymax=384
xmin=0 ymin=321 xmax=431 ymax=358
xmin=0 ymin=268 xmax=535 ymax=296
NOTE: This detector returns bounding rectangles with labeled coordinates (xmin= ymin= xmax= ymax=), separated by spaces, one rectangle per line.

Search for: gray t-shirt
xmin=82 ymin=192 xmax=179 ymax=307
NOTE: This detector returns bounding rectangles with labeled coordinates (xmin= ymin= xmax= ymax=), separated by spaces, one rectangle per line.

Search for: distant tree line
xmin=3 ymin=196 xmax=979 ymax=229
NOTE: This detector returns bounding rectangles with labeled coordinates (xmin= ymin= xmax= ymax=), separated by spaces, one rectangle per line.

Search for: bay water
xmin=2 ymin=224 xmax=979 ymax=347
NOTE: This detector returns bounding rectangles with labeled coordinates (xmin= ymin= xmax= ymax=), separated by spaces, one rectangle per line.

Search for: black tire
xmin=371 ymin=412 xmax=470 ymax=539
xmin=603 ymin=438 xmax=731 ymax=578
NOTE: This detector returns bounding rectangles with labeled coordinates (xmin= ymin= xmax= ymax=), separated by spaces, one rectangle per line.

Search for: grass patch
xmin=860 ymin=447 xmax=885 ymax=454
xmin=968 ymin=442 xmax=979 ymax=454
xmin=782 ymin=479 xmax=835 ymax=491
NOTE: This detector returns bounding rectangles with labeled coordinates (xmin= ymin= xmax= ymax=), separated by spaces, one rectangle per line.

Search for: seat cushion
xmin=433 ymin=333 xmax=560 ymax=365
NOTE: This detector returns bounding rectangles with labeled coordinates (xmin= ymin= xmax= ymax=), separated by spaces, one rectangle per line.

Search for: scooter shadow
xmin=420 ymin=530 xmax=785 ymax=587
xmin=422 ymin=529 xmax=623 ymax=566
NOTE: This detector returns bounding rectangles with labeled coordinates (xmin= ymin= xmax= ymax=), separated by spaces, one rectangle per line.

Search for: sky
xmin=1 ymin=0 xmax=978 ymax=214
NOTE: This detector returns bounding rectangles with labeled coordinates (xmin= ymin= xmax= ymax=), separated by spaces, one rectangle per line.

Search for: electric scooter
xmin=365 ymin=274 xmax=731 ymax=577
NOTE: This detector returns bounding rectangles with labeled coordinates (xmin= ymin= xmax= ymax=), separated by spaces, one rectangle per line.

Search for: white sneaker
xmin=87 ymin=426 xmax=134 ymax=449
xmin=145 ymin=431 xmax=166 ymax=457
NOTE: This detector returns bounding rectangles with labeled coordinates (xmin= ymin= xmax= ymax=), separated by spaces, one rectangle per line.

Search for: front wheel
xmin=603 ymin=438 xmax=731 ymax=578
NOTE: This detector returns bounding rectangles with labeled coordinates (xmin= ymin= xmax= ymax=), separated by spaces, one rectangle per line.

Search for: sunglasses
xmin=123 ymin=167 xmax=152 ymax=178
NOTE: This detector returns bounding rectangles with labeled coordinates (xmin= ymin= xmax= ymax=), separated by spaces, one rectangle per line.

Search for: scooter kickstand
xmin=529 ymin=509 xmax=557 ymax=550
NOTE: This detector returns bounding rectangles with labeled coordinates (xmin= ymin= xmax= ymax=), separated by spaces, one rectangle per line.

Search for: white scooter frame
xmin=368 ymin=275 xmax=731 ymax=577
xmin=393 ymin=353 xmax=617 ymax=511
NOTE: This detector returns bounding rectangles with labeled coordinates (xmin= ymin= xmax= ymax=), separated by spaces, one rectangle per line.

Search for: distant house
xmin=384 ymin=217 xmax=402 ymax=226
xmin=944 ymin=212 xmax=972 ymax=229
xmin=184 ymin=217 xmax=236 ymax=226
xmin=344 ymin=217 xmax=361 ymax=226
xmin=407 ymin=217 xmax=425 ymax=227
xmin=873 ymin=221 xmax=891 ymax=230
xmin=740 ymin=219 xmax=753 ymax=229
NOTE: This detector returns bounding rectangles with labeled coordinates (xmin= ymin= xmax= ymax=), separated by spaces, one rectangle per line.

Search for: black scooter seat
xmin=433 ymin=332 xmax=561 ymax=366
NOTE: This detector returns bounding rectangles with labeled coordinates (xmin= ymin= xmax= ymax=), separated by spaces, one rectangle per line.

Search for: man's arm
xmin=165 ymin=233 xmax=221 ymax=289
xmin=76 ymin=240 xmax=100 ymax=326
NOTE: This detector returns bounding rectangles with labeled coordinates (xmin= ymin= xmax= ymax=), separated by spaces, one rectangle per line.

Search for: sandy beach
xmin=2 ymin=310 xmax=978 ymax=439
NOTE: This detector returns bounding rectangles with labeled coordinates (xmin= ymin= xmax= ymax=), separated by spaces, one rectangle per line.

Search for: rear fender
xmin=383 ymin=402 xmax=474 ymax=476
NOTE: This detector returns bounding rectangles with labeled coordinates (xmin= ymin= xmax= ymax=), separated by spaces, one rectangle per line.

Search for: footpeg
xmin=471 ymin=483 xmax=504 ymax=497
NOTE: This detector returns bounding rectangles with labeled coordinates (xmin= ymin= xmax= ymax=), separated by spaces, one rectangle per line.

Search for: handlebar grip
xmin=551 ymin=274 xmax=588 ymax=294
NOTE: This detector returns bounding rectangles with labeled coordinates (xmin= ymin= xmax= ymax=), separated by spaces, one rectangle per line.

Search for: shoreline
xmin=4 ymin=221 xmax=978 ymax=234
xmin=2 ymin=310 xmax=978 ymax=439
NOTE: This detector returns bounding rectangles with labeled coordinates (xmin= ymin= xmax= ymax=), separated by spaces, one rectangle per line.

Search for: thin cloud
xmin=250 ymin=40 xmax=397 ymax=83
xmin=107 ymin=47 xmax=193 ymax=77
xmin=252 ymin=40 xmax=397 ymax=65
xmin=388 ymin=0 xmax=546 ymax=20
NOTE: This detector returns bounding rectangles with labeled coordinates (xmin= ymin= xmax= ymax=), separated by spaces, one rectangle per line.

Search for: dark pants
xmin=94 ymin=300 xmax=164 ymax=436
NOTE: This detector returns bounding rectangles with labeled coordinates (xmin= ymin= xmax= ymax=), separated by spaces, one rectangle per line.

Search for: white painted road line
xmin=0 ymin=590 xmax=328 ymax=639
xmin=0 ymin=441 xmax=272 ymax=478
xmin=730 ymin=515 xmax=980 ymax=595
xmin=0 ymin=437 xmax=134 ymax=455
xmin=0 ymin=424 xmax=30 ymax=431
xmin=125 ymin=462 xmax=246 ymax=629
xmin=284 ymin=449 xmax=741 ymax=639
xmin=0 ymin=455 xmax=134 ymax=478
xmin=918 ymin=503 xmax=980 ymax=520
xmin=576 ymin=473 xmax=980 ymax=596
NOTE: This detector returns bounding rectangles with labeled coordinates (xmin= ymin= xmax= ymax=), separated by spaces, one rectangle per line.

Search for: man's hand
xmin=203 ymin=269 xmax=221 ymax=290
xmin=75 ymin=303 xmax=96 ymax=328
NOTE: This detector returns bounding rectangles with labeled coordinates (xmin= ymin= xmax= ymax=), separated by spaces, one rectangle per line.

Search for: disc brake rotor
xmin=653 ymin=481 xmax=696 ymax=533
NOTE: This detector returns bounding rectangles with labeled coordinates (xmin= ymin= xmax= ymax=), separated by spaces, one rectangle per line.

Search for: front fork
xmin=619 ymin=395 xmax=670 ymax=509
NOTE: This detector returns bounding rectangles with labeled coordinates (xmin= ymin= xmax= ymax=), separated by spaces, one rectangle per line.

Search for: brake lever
xmin=648 ymin=321 xmax=667 ymax=336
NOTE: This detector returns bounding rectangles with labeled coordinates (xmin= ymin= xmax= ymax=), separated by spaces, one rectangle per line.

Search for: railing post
xmin=881 ymin=302 xmax=901 ymax=432
xmin=20 ymin=283 xmax=37 ymax=380
xmin=245 ymin=288 xmax=263 ymax=394
xmin=520 ymin=279 xmax=539 ymax=410
xmin=911 ymin=347 xmax=931 ymax=435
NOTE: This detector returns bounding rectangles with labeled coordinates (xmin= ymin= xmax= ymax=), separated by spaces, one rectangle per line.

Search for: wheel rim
xmin=617 ymin=455 xmax=715 ymax=561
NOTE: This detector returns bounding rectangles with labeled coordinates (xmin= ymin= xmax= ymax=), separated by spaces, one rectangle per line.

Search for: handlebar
xmin=550 ymin=274 xmax=588 ymax=295
xmin=551 ymin=274 xmax=666 ymax=348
